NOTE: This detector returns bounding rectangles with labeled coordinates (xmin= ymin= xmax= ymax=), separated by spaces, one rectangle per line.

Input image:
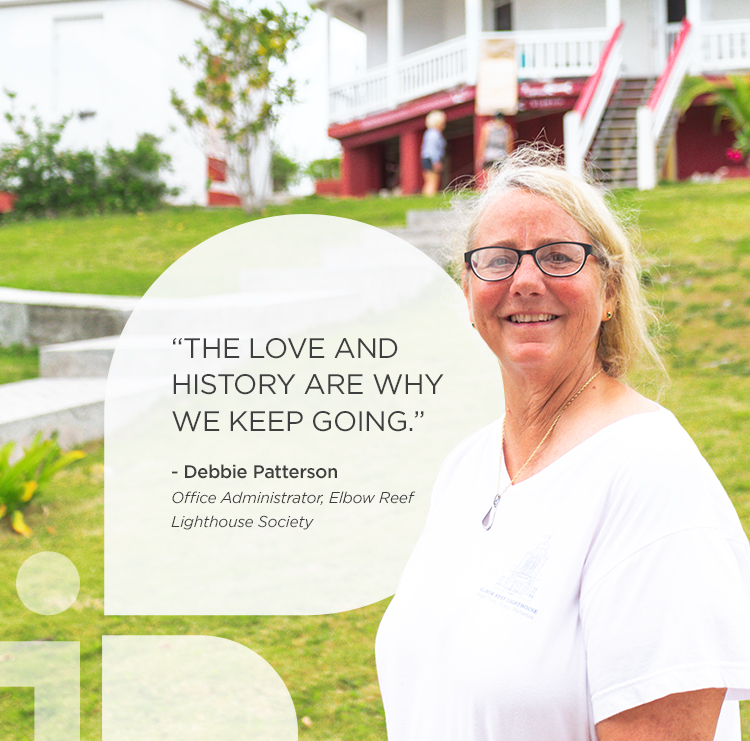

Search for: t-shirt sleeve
xmin=579 ymin=419 xmax=750 ymax=723
xmin=581 ymin=528 xmax=750 ymax=723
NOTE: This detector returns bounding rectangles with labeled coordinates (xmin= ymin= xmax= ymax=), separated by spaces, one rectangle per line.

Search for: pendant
xmin=482 ymin=503 xmax=497 ymax=530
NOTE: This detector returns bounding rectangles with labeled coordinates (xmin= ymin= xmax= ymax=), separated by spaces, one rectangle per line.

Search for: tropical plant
xmin=677 ymin=74 xmax=750 ymax=159
xmin=171 ymin=0 xmax=308 ymax=212
xmin=0 ymin=433 xmax=84 ymax=537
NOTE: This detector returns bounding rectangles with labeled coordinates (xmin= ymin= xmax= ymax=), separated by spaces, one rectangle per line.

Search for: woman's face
xmin=464 ymin=189 xmax=613 ymax=380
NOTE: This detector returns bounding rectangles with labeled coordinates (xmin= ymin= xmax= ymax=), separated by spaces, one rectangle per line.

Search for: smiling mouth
xmin=508 ymin=313 xmax=558 ymax=324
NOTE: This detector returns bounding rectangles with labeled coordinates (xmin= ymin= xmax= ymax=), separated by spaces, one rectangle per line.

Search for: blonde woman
xmin=377 ymin=148 xmax=750 ymax=741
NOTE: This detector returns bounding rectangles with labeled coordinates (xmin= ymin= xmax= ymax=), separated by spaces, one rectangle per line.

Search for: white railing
xmin=495 ymin=27 xmax=610 ymax=79
xmin=666 ymin=22 xmax=682 ymax=56
xmin=398 ymin=37 xmax=468 ymax=104
xmin=329 ymin=27 xmax=610 ymax=123
xmin=695 ymin=19 xmax=750 ymax=73
xmin=637 ymin=19 xmax=693 ymax=189
xmin=563 ymin=23 xmax=624 ymax=178
xmin=330 ymin=66 xmax=389 ymax=123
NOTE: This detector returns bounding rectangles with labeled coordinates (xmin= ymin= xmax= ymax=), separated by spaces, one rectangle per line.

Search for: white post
xmin=324 ymin=5 xmax=333 ymax=124
xmin=387 ymin=0 xmax=403 ymax=106
xmin=605 ymin=0 xmax=621 ymax=29
xmin=636 ymin=106 xmax=657 ymax=190
xmin=465 ymin=0 xmax=481 ymax=86
xmin=686 ymin=0 xmax=702 ymax=74
xmin=563 ymin=110 xmax=583 ymax=177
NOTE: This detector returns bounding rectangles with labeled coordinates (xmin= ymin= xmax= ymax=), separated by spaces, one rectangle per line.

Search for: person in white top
xmin=376 ymin=147 xmax=750 ymax=741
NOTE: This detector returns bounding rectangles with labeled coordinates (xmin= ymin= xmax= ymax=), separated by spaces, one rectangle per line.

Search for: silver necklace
xmin=481 ymin=368 xmax=603 ymax=530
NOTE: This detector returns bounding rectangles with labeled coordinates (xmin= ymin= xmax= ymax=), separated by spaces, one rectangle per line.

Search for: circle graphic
xmin=17 ymin=551 xmax=80 ymax=615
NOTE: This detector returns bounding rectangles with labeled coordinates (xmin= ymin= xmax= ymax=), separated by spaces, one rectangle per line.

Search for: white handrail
xmin=637 ymin=19 xmax=693 ymax=190
xmin=563 ymin=23 xmax=624 ymax=178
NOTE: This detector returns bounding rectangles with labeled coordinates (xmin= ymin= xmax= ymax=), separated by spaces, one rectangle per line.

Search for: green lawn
xmin=1 ymin=180 xmax=750 ymax=738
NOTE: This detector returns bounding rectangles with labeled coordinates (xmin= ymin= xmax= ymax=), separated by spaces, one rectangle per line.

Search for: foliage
xmin=0 ymin=433 xmax=84 ymax=537
xmin=271 ymin=147 xmax=301 ymax=192
xmin=99 ymin=134 xmax=178 ymax=212
xmin=677 ymin=74 xmax=750 ymax=158
xmin=304 ymin=156 xmax=341 ymax=181
xmin=171 ymin=0 xmax=308 ymax=212
xmin=0 ymin=92 xmax=178 ymax=216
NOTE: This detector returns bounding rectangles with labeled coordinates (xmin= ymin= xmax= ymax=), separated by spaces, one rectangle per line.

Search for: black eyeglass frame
xmin=464 ymin=242 xmax=595 ymax=281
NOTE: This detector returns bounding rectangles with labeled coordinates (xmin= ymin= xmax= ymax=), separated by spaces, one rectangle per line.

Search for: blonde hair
xmin=453 ymin=147 xmax=662 ymax=380
xmin=425 ymin=110 xmax=447 ymax=129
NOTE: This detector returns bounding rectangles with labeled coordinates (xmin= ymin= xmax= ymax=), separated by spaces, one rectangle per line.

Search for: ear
xmin=601 ymin=277 xmax=617 ymax=322
xmin=462 ymin=268 xmax=474 ymax=324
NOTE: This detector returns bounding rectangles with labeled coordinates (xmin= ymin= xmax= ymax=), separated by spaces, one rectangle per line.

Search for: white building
xmin=320 ymin=0 xmax=750 ymax=193
xmin=0 ymin=0 xmax=260 ymax=206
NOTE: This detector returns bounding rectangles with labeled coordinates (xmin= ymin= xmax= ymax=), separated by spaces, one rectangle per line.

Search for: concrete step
xmin=40 ymin=336 xmax=118 ymax=378
xmin=0 ymin=287 xmax=138 ymax=348
xmin=0 ymin=378 xmax=107 ymax=448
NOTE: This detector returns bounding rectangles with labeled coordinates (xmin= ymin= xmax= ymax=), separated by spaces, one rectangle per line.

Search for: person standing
xmin=477 ymin=111 xmax=514 ymax=177
xmin=421 ymin=110 xmax=447 ymax=196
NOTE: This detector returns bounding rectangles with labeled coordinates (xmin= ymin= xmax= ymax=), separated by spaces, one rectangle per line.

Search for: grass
xmin=0 ymin=194 xmax=446 ymax=296
xmin=1 ymin=179 xmax=750 ymax=737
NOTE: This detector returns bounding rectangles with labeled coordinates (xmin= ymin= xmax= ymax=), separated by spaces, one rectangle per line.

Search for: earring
xmin=605 ymin=311 xmax=612 ymax=321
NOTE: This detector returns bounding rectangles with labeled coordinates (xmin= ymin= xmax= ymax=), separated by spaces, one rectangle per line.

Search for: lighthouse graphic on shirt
xmin=496 ymin=538 xmax=550 ymax=599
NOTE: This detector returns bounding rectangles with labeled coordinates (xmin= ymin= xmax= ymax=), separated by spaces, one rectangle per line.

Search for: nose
xmin=510 ymin=254 xmax=546 ymax=294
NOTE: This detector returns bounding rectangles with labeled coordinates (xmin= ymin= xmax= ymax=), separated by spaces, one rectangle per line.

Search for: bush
xmin=271 ymin=148 xmax=302 ymax=192
xmin=304 ymin=156 xmax=341 ymax=181
xmin=0 ymin=94 xmax=179 ymax=217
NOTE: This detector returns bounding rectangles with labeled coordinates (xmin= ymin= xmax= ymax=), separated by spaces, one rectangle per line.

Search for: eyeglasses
xmin=464 ymin=242 xmax=595 ymax=281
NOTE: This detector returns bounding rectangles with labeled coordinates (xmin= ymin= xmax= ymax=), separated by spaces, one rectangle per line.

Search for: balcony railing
xmin=500 ymin=27 xmax=609 ymax=79
xmin=328 ymin=19 xmax=750 ymax=125
xmin=696 ymin=19 xmax=750 ymax=72
xmin=329 ymin=27 xmax=610 ymax=123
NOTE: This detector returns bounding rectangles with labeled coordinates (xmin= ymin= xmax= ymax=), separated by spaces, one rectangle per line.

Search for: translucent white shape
xmin=105 ymin=215 xmax=502 ymax=614
xmin=0 ymin=641 xmax=79 ymax=740
xmin=102 ymin=636 xmax=297 ymax=741
xmin=16 ymin=551 xmax=80 ymax=615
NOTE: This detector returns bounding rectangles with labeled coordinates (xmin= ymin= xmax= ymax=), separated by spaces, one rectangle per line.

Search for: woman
xmin=477 ymin=111 xmax=514 ymax=172
xmin=421 ymin=110 xmax=447 ymax=196
xmin=376 ymin=149 xmax=750 ymax=740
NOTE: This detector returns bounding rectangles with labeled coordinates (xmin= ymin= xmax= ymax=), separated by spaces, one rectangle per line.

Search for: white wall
xmin=514 ymin=0 xmax=605 ymax=30
xmin=708 ymin=0 xmax=748 ymax=21
xmin=0 ymin=0 xmax=213 ymax=205
xmin=443 ymin=0 xmax=465 ymax=40
xmin=403 ymin=0 xmax=450 ymax=52
xmin=362 ymin=0 xmax=386 ymax=66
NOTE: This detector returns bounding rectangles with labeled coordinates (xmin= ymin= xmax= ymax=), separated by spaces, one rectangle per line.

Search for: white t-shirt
xmin=376 ymin=407 xmax=750 ymax=740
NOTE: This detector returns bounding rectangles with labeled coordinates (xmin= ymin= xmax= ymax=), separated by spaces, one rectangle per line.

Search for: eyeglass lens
xmin=470 ymin=243 xmax=587 ymax=280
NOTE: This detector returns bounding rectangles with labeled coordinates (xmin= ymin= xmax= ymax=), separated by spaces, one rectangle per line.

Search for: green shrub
xmin=304 ymin=156 xmax=341 ymax=181
xmin=0 ymin=433 xmax=84 ymax=537
xmin=271 ymin=147 xmax=302 ymax=192
xmin=0 ymin=94 xmax=178 ymax=217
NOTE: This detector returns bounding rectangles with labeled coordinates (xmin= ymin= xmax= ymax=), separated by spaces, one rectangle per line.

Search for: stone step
xmin=40 ymin=336 xmax=119 ymax=378
xmin=0 ymin=377 xmax=107 ymax=448
xmin=0 ymin=287 xmax=138 ymax=348
xmin=405 ymin=208 xmax=460 ymax=231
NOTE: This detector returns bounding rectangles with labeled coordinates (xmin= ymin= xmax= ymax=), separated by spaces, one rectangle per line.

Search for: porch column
xmin=400 ymin=129 xmax=422 ymax=194
xmin=686 ymin=0 xmax=701 ymax=73
xmin=605 ymin=0 xmax=620 ymax=28
xmin=324 ymin=4 xmax=333 ymax=124
xmin=387 ymin=0 xmax=403 ymax=107
xmin=341 ymin=143 xmax=383 ymax=196
xmin=465 ymin=0 xmax=481 ymax=86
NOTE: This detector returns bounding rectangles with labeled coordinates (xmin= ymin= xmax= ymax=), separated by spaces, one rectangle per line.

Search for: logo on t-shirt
xmin=477 ymin=537 xmax=551 ymax=619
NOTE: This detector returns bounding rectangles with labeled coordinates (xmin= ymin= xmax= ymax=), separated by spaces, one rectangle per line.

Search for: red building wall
xmin=676 ymin=105 xmax=748 ymax=179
